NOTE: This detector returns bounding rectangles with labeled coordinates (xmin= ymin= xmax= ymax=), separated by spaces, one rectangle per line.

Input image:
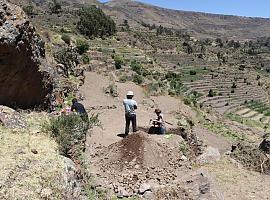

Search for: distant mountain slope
xmin=8 ymin=0 xmax=100 ymax=7
xmin=105 ymin=0 xmax=270 ymax=40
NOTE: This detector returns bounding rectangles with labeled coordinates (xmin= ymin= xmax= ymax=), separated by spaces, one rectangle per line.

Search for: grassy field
xmin=247 ymin=101 xmax=270 ymax=116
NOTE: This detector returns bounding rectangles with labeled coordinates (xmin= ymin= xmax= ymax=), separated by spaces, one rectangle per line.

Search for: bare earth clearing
xmin=81 ymin=72 xmax=270 ymax=199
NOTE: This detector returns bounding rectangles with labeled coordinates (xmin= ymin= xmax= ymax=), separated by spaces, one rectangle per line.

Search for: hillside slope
xmin=105 ymin=0 xmax=270 ymax=40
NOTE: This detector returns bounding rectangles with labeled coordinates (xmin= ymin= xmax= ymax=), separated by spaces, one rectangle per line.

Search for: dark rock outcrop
xmin=259 ymin=138 xmax=270 ymax=154
xmin=0 ymin=0 xmax=52 ymax=109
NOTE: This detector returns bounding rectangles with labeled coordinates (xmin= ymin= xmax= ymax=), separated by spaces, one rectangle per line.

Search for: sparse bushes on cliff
xmin=77 ymin=6 xmax=116 ymax=38
xmin=45 ymin=113 xmax=100 ymax=159
xmin=54 ymin=47 xmax=79 ymax=78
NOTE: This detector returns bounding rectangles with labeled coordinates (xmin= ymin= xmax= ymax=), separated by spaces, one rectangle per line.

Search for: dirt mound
xmin=118 ymin=132 xmax=172 ymax=168
xmin=90 ymin=131 xmax=191 ymax=196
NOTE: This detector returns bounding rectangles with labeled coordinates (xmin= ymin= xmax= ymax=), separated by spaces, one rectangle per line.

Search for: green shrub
xmin=184 ymin=97 xmax=191 ymax=105
xmin=104 ymin=84 xmax=119 ymax=97
xmin=179 ymin=141 xmax=189 ymax=156
xmin=189 ymin=70 xmax=197 ymax=75
xmin=61 ymin=34 xmax=71 ymax=45
xmin=23 ymin=4 xmax=35 ymax=15
xmin=54 ymin=47 xmax=79 ymax=78
xmin=133 ymin=74 xmax=143 ymax=85
xmin=82 ymin=54 xmax=90 ymax=64
xmin=114 ymin=56 xmax=124 ymax=69
xmin=119 ymin=75 xmax=128 ymax=82
xmin=130 ymin=60 xmax=150 ymax=76
xmin=77 ymin=6 xmax=116 ymax=38
xmin=45 ymin=114 xmax=100 ymax=159
xmin=49 ymin=0 xmax=61 ymax=14
xmin=47 ymin=114 xmax=87 ymax=158
xmin=208 ymin=89 xmax=216 ymax=97
xmin=231 ymin=82 xmax=237 ymax=88
xmin=131 ymin=60 xmax=142 ymax=74
xmin=76 ymin=39 xmax=89 ymax=55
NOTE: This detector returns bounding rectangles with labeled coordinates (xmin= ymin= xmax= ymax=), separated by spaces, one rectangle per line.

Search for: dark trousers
xmin=125 ymin=113 xmax=137 ymax=135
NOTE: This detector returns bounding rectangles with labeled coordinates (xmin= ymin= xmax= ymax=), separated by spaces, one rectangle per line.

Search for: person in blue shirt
xmin=123 ymin=91 xmax=138 ymax=136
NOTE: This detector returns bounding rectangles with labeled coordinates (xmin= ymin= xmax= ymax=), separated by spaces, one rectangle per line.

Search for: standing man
xmin=123 ymin=91 xmax=138 ymax=136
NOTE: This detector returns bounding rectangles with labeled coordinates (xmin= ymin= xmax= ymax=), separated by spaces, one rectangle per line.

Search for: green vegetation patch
xmin=226 ymin=113 xmax=268 ymax=130
xmin=44 ymin=114 xmax=100 ymax=159
xmin=247 ymin=101 xmax=270 ymax=116
xmin=204 ymin=121 xmax=245 ymax=141
xmin=77 ymin=5 xmax=116 ymax=38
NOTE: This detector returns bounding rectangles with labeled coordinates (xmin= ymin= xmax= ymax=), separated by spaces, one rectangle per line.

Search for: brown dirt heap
xmin=91 ymin=131 xmax=188 ymax=195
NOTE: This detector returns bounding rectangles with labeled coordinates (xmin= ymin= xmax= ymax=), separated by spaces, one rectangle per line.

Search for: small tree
xmin=133 ymin=74 xmax=143 ymax=85
xmin=232 ymin=82 xmax=237 ymax=89
xmin=208 ymin=89 xmax=215 ymax=97
xmin=49 ymin=0 xmax=61 ymax=14
xmin=123 ymin=19 xmax=130 ymax=30
xmin=77 ymin=6 xmax=116 ymax=38
xmin=76 ymin=39 xmax=89 ymax=55
xmin=189 ymin=70 xmax=197 ymax=75
xmin=23 ymin=4 xmax=35 ymax=16
xmin=114 ymin=56 xmax=124 ymax=69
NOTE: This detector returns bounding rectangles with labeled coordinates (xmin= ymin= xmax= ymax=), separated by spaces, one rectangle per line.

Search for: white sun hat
xmin=127 ymin=91 xmax=134 ymax=96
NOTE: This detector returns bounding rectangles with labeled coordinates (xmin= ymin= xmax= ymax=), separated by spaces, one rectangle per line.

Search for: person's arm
xmin=71 ymin=104 xmax=75 ymax=112
xmin=133 ymin=101 xmax=138 ymax=110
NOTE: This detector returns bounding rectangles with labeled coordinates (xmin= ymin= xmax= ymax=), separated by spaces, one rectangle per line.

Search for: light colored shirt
xmin=123 ymin=99 xmax=137 ymax=115
xmin=155 ymin=113 xmax=165 ymax=127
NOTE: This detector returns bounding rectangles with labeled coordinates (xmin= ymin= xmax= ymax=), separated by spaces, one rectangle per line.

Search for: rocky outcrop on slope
xmin=0 ymin=105 xmax=26 ymax=128
xmin=0 ymin=0 xmax=53 ymax=109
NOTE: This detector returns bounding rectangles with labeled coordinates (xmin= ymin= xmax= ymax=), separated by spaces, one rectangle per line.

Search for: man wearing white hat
xmin=123 ymin=91 xmax=138 ymax=136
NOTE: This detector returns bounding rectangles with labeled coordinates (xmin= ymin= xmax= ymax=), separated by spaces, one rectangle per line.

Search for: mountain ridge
xmin=104 ymin=0 xmax=270 ymax=40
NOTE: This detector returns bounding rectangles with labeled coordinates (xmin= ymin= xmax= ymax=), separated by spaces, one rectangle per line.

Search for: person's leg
xmin=125 ymin=114 xmax=130 ymax=135
xmin=131 ymin=114 xmax=137 ymax=132
xmin=159 ymin=127 xmax=166 ymax=134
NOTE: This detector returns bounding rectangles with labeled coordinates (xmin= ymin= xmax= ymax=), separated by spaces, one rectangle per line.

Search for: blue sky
xmin=99 ymin=0 xmax=270 ymax=18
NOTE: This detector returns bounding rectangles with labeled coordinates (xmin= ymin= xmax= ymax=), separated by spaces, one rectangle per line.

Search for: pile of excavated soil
xmin=90 ymin=131 xmax=191 ymax=195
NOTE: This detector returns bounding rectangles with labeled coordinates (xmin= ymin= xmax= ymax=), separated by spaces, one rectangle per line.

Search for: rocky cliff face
xmin=0 ymin=0 xmax=52 ymax=109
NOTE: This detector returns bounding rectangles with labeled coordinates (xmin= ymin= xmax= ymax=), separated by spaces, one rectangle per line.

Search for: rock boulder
xmin=0 ymin=0 xmax=53 ymax=109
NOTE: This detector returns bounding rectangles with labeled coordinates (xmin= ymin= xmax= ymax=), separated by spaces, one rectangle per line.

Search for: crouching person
xmin=71 ymin=98 xmax=89 ymax=128
xmin=149 ymin=109 xmax=166 ymax=134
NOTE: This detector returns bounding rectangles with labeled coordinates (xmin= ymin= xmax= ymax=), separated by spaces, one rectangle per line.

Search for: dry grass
xmin=203 ymin=157 xmax=270 ymax=200
xmin=0 ymin=113 xmax=70 ymax=199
